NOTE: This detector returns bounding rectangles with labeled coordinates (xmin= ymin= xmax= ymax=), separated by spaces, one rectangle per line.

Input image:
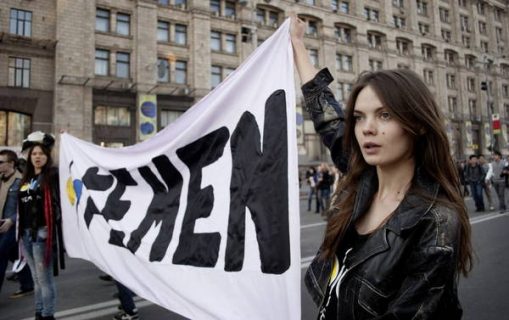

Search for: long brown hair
xmin=322 ymin=69 xmax=472 ymax=276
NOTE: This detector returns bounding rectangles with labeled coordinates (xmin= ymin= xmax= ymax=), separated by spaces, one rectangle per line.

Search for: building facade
xmin=1 ymin=0 xmax=509 ymax=162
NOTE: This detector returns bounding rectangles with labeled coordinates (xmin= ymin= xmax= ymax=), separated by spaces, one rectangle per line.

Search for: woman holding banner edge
xmin=290 ymin=15 xmax=472 ymax=320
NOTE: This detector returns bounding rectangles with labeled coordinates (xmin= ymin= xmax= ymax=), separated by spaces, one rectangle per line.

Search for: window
xmin=160 ymin=110 xmax=184 ymax=129
xmin=448 ymin=96 xmax=458 ymax=114
xmin=116 ymin=13 xmax=130 ymax=36
xmin=393 ymin=0 xmax=404 ymax=8
xmin=418 ymin=23 xmax=430 ymax=35
xmin=211 ymin=31 xmax=221 ymax=51
xmin=460 ymin=15 xmax=470 ymax=33
xmin=256 ymin=7 xmax=280 ymax=27
xmin=157 ymin=21 xmax=169 ymax=42
xmin=175 ymin=24 xmax=187 ymax=45
xmin=480 ymin=41 xmax=489 ymax=53
xmin=95 ymin=49 xmax=109 ymax=76
xmin=94 ymin=106 xmax=131 ymax=126
xmin=157 ymin=58 xmax=169 ymax=82
xmin=441 ymin=29 xmax=451 ymax=42
xmin=331 ymin=0 xmax=339 ymax=11
xmin=397 ymin=64 xmax=410 ymax=70
xmin=364 ymin=8 xmax=379 ymax=22
xmin=224 ymin=1 xmax=236 ymax=18
xmin=465 ymin=55 xmax=476 ymax=69
xmin=10 ymin=9 xmax=32 ymax=37
xmin=336 ymin=82 xmax=352 ymax=102
xmin=393 ymin=16 xmax=406 ymax=29
xmin=304 ymin=0 xmax=317 ymax=5
xmin=503 ymin=84 xmax=509 ymax=98
xmin=396 ymin=39 xmax=411 ymax=56
xmin=369 ymin=59 xmax=383 ymax=71
xmin=95 ymin=8 xmax=110 ymax=32
xmin=0 ymin=111 xmax=31 ymax=147
xmin=8 ymin=57 xmax=30 ymax=88
xmin=367 ymin=32 xmax=383 ymax=49
xmin=423 ymin=69 xmax=434 ymax=86
xmin=439 ymin=8 xmax=449 ymax=24
xmin=309 ymin=49 xmax=319 ymax=67
xmin=417 ymin=0 xmax=428 ymax=16
xmin=211 ymin=65 xmax=222 ymax=88
xmin=495 ymin=8 xmax=502 ymax=22
xmin=307 ymin=21 xmax=318 ymax=36
xmin=225 ymin=34 xmax=236 ymax=53
xmin=477 ymin=2 xmax=485 ymax=15
xmin=496 ymin=28 xmax=503 ymax=43
xmin=335 ymin=24 xmax=353 ymax=43
xmin=339 ymin=2 xmax=350 ymax=14
xmin=210 ymin=0 xmax=220 ymax=15
xmin=336 ymin=53 xmax=353 ymax=72
xmin=502 ymin=64 xmax=509 ymax=77
xmin=462 ymin=36 xmax=471 ymax=48
xmin=446 ymin=73 xmax=456 ymax=89
xmin=444 ymin=50 xmax=457 ymax=64
xmin=298 ymin=16 xmax=321 ymax=37
xmin=467 ymin=77 xmax=476 ymax=92
xmin=458 ymin=0 xmax=467 ymax=8
xmin=469 ymin=99 xmax=477 ymax=118
xmin=174 ymin=0 xmax=187 ymax=7
xmin=158 ymin=0 xmax=169 ymax=5
xmin=175 ymin=60 xmax=187 ymax=84
xmin=116 ymin=52 xmax=130 ymax=78
xmin=479 ymin=21 xmax=487 ymax=35
xmin=422 ymin=44 xmax=434 ymax=61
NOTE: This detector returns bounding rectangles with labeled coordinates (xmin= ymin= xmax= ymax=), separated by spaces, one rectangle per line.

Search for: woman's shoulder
xmin=416 ymin=203 xmax=460 ymax=247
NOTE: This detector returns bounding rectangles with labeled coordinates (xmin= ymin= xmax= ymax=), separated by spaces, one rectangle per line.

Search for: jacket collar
xmin=351 ymin=166 xmax=440 ymax=236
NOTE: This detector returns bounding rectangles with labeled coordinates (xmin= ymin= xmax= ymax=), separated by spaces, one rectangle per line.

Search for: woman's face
xmin=31 ymin=146 xmax=48 ymax=171
xmin=353 ymin=86 xmax=414 ymax=168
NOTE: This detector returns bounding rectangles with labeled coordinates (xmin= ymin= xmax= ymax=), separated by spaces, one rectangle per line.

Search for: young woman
xmin=290 ymin=16 xmax=472 ymax=319
xmin=18 ymin=143 xmax=64 ymax=320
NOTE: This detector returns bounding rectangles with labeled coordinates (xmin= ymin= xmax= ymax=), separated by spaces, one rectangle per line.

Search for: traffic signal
xmin=481 ymin=81 xmax=488 ymax=91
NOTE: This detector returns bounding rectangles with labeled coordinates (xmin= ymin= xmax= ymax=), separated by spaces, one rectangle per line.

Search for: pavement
xmin=1 ymin=187 xmax=508 ymax=320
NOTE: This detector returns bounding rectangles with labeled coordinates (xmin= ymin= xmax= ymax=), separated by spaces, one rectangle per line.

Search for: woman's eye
xmin=380 ymin=112 xmax=391 ymax=120
xmin=353 ymin=115 xmax=362 ymax=122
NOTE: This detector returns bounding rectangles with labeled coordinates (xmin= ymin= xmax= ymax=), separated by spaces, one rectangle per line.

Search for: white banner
xmin=59 ymin=20 xmax=300 ymax=320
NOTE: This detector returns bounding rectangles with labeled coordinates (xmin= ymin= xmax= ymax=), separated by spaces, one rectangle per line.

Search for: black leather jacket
xmin=303 ymin=69 xmax=463 ymax=319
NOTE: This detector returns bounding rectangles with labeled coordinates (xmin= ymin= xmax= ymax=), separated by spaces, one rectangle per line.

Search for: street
xmin=1 ymin=194 xmax=508 ymax=320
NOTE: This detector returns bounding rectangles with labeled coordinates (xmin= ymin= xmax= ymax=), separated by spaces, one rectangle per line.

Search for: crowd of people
xmin=458 ymin=151 xmax=509 ymax=213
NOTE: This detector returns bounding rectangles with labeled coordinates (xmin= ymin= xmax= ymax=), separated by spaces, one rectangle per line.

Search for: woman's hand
xmin=290 ymin=14 xmax=306 ymax=44
xmin=289 ymin=13 xmax=317 ymax=84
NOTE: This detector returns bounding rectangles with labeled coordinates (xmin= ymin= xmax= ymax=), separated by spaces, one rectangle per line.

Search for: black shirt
xmin=18 ymin=175 xmax=46 ymax=232
xmin=317 ymin=227 xmax=372 ymax=320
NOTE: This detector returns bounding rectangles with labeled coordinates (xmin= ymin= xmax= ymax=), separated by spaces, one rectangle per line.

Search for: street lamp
xmin=481 ymin=55 xmax=496 ymax=152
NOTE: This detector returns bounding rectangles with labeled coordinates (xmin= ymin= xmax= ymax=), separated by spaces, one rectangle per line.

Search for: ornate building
xmin=1 ymin=0 xmax=509 ymax=162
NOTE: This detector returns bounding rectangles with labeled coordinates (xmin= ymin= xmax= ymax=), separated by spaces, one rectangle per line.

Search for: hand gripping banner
xmin=59 ymin=19 xmax=300 ymax=320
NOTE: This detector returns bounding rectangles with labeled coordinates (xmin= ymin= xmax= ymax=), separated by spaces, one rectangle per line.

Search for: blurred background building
xmin=1 ymin=0 xmax=509 ymax=163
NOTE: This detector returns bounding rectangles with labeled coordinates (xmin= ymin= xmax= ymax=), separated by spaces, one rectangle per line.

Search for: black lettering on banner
xmin=172 ymin=127 xmax=230 ymax=267
xmin=127 ymin=155 xmax=183 ymax=261
xmin=81 ymin=167 xmax=138 ymax=246
xmin=82 ymin=167 xmax=114 ymax=227
xmin=225 ymin=90 xmax=290 ymax=274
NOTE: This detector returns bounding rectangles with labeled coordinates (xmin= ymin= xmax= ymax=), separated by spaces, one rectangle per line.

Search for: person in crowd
xmin=291 ymin=15 xmax=472 ymax=319
xmin=18 ymin=140 xmax=65 ymax=320
xmin=479 ymin=154 xmax=495 ymax=211
xmin=0 ymin=149 xmax=34 ymax=298
xmin=113 ymin=280 xmax=139 ymax=320
xmin=490 ymin=151 xmax=509 ymax=213
xmin=306 ymin=166 xmax=320 ymax=213
xmin=464 ymin=155 xmax=486 ymax=212
xmin=317 ymin=163 xmax=334 ymax=216
xmin=457 ymin=160 xmax=469 ymax=197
